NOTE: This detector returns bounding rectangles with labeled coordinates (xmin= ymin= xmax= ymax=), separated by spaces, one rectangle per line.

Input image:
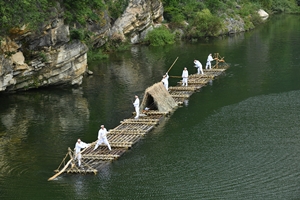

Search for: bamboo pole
xmin=169 ymin=75 xmax=182 ymax=78
xmin=166 ymin=57 xmax=179 ymax=73
xmin=48 ymin=159 xmax=73 ymax=181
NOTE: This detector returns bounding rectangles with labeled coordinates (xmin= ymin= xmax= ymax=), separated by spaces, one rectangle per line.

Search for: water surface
xmin=1 ymin=14 xmax=300 ymax=199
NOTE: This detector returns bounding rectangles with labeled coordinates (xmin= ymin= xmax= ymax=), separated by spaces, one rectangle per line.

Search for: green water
xmin=1 ymin=14 xmax=300 ymax=199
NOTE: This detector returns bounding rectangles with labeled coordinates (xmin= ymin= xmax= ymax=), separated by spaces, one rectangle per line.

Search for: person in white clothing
xmin=133 ymin=95 xmax=140 ymax=119
xmin=182 ymin=67 xmax=189 ymax=86
xmin=161 ymin=73 xmax=169 ymax=91
xmin=74 ymin=138 xmax=90 ymax=167
xmin=93 ymin=125 xmax=111 ymax=151
xmin=194 ymin=60 xmax=203 ymax=74
xmin=205 ymin=53 xmax=214 ymax=69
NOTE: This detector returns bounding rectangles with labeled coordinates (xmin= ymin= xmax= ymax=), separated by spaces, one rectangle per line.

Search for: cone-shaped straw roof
xmin=140 ymin=82 xmax=177 ymax=113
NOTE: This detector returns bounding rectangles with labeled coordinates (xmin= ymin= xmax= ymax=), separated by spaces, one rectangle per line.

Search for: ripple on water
xmin=182 ymin=90 xmax=300 ymax=199
xmin=115 ymin=91 xmax=300 ymax=199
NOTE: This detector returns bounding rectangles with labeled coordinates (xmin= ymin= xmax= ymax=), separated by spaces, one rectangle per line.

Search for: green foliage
xmin=102 ymin=39 xmax=131 ymax=52
xmin=250 ymin=0 xmax=272 ymax=10
xmin=0 ymin=0 xmax=54 ymax=36
xmin=183 ymin=1 xmax=206 ymax=19
xmin=104 ymin=0 xmax=129 ymax=21
xmin=62 ymin=0 xmax=104 ymax=25
xmin=250 ymin=12 xmax=263 ymax=26
xmin=186 ymin=9 xmax=222 ymax=38
xmin=1 ymin=0 xmax=300 ymax=50
xmin=70 ymin=29 xmax=88 ymax=41
xmin=243 ymin=16 xmax=255 ymax=30
xmin=145 ymin=26 xmax=175 ymax=46
xmin=163 ymin=0 xmax=206 ymax=24
xmin=0 ymin=0 xmax=106 ymax=36
xmin=87 ymin=49 xmax=108 ymax=62
xmin=4 ymin=51 xmax=16 ymax=58
xmin=163 ymin=6 xmax=183 ymax=23
xmin=271 ymin=0 xmax=295 ymax=12
xmin=204 ymin=0 xmax=224 ymax=14
xmin=38 ymin=52 xmax=48 ymax=63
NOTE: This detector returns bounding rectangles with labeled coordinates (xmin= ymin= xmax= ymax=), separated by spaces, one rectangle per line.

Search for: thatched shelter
xmin=140 ymin=82 xmax=177 ymax=113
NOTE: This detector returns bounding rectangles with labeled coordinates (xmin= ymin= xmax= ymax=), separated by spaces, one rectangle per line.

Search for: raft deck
xmin=48 ymin=56 xmax=229 ymax=180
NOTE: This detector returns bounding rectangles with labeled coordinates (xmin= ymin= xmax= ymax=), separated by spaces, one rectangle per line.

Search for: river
xmin=1 ymin=14 xmax=300 ymax=199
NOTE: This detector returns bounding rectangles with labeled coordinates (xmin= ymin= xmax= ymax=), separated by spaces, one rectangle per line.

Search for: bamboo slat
xmin=109 ymin=129 xmax=146 ymax=135
xmin=143 ymin=111 xmax=169 ymax=115
xmin=171 ymin=94 xmax=190 ymax=98
xmin=123 ymin=118 xmax=160 ymax=123
xmin=120 ymin=121 xmax=158 ymax=125
xmin=169 ymin=86 xmax=198 ymax=91
xmin=203 ymin=69 xmax=226 ymax=72
xmin=82 ymin=154 xmax=120 ymax=160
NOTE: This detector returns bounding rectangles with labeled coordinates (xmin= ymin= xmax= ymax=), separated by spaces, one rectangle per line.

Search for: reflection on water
xmin=0 ymin=14 xmax=300 ymax=199
xmin=0 ymin=88 xmax=90 ymax=179
xmin=183 ymin=99 xmax=189 ymax=106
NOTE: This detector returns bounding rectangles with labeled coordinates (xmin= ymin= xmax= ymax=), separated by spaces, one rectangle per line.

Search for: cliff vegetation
xmin=1 ymin=0 xmax=299 ymax=45
xmin=0 ymin=0 xmax=299 ymax=92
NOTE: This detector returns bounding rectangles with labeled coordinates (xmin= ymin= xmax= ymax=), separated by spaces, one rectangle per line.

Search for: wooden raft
xmin=48 ymin=111 xmax=165 ymax=180
xmin=48 ymin=54 xmax=229 ymax=181
xmin=169 ymin=67 xmax=227 ymax=105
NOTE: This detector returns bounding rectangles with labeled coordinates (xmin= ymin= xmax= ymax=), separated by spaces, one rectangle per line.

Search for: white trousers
xmin=197 ymin=67 xmax=204 ymax=74
xmin=75 ymin=153 xmax=82 ymax=166
xmin=135 ymin=106 xmax=140 ymax=118
xmin=94 ymin=137 xmax=111 ymax=150
xmin=182 ymin=78 xmax=188 ymax=86
xmin=164 ymin=83 xmax=169 ymax=91
xmin=206 ymin=61 xmax=211 ymax=69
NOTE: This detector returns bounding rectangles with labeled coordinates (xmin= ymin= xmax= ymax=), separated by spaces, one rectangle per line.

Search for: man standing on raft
xmin=205 ymin=53 xmax=214 ymax=69
xmin=133 ymin=95 xmax=140 ymax=119
xmin=93 ymin=125 xmax=111 ymax=151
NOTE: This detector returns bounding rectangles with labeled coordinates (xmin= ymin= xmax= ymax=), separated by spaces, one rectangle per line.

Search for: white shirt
xmin=194 ymin=60 xmax=202 ymax=68
xmin=207 ymin=55 xmax=214 ymax=62
xmin=133 ymin=98 xmax=140 ymax=108
xmin=75 ymin=141 xmax=89 ymax=153
xmin=98 ymin=128 xmax=107 ymax=139
xmin=182 ymin=69 xmax=189 ymax=78
xmin=162 ymin=74 xmax=169 ymax=85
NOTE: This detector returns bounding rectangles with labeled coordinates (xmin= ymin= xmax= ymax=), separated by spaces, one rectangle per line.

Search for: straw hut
xmin=140 ymin=82 xmax=177 ymax=113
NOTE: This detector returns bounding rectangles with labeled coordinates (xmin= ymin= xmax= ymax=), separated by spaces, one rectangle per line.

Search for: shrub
xmin=104 ymin=0 xmax=129 ymax=21
xmin=87 ymin=49 xmax=108 ymax=62
xmin=186 ymin=9 xmax=222 ymax=38
xmin=70 ymin=29 xmax=86 ymax=41
xmin=145 ymin=26 xmax=175 ymax=46
xmin=39 ymin=52 xmax=48 ymax=62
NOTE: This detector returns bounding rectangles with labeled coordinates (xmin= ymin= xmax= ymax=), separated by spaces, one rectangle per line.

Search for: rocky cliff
xmin=0 ymin=0 xmax=268 ymax=93
xmin=0 ymin=0 xmax=164 ymax=92
xmin=0 ymin=17 xmax=88 ymax=92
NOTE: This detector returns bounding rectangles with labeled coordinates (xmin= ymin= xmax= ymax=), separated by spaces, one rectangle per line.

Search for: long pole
xmin=166 ymin=57 xmax=179 ymax=73
xmin=48 ymin=159 xmax=72 ymax=181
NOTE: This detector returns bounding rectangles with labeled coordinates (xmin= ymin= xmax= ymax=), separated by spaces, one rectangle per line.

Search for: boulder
xmin=258 ymin=9 xmax=269 ymax=20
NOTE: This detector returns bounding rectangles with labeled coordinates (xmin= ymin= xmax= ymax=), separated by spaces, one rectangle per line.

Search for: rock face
xmin=110 ymin=0 xmax=164 ymax=44
xmin=0 ymin=18 xmax=88 ymax=92
xmin=0 ymin=0 xmax=163 ymax=92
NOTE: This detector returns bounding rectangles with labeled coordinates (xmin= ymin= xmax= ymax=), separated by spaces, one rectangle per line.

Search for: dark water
xmin=1 ymin=14 xmax=300 ymax=199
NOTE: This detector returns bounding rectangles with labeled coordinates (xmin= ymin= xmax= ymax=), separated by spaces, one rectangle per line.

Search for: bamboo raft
xmin=48 ymin=54 xmax=229 ymax=181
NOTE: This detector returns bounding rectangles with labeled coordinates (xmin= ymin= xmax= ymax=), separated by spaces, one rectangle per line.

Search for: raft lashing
xmin=48 ymin=53 xmax=229 ymax=180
